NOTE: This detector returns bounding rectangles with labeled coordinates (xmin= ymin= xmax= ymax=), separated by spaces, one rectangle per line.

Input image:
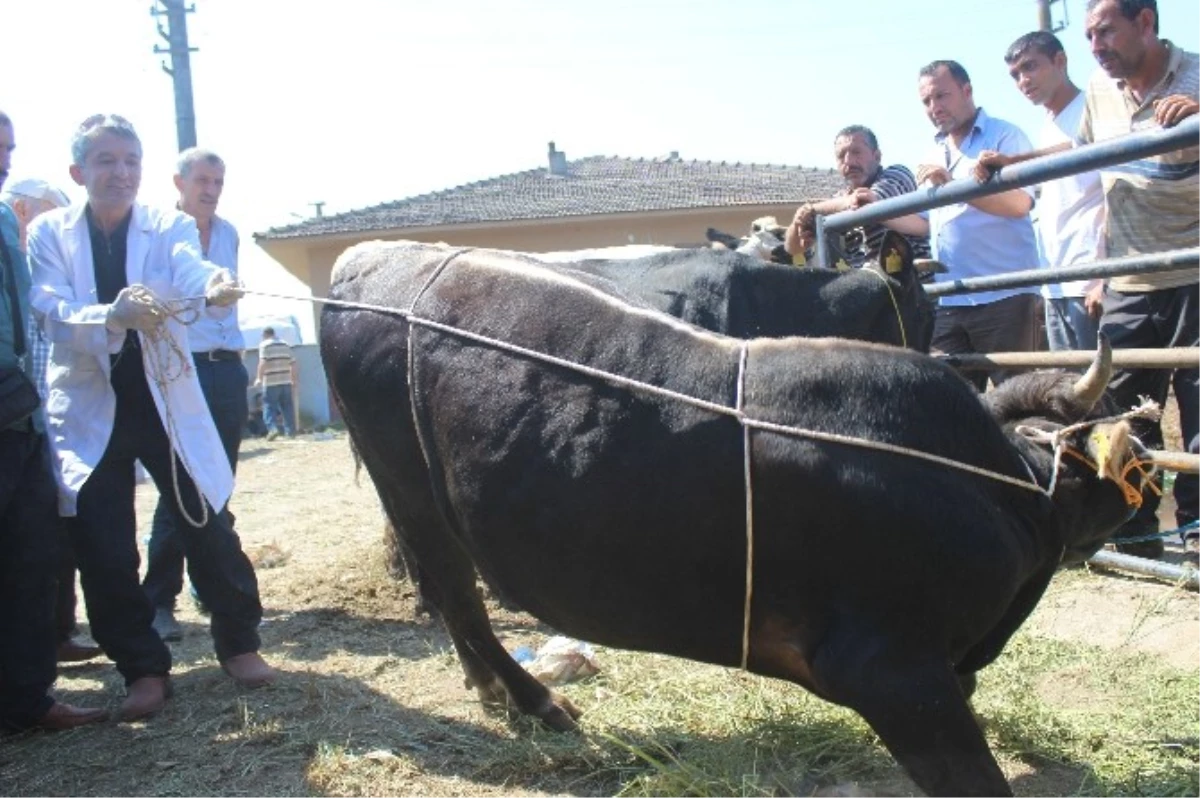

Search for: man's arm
xmin=785 ymin=193 xmax=866 ymax=255
xmin=972 ymin=142 xmax=1072 ymax=181
xmin=851 ymin=167 xmax=931 ymax=237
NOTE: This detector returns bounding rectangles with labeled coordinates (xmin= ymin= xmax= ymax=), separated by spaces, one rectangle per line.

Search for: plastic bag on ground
xmin=519 ymin=635 xmax=600 ymax=685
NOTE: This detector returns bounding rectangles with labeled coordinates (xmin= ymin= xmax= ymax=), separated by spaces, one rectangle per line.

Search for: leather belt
xmin=195 ymin=350 xmax=242 ymax=362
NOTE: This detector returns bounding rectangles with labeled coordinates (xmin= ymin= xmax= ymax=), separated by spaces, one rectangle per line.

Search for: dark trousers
xmin=144 ymin=356 xmax=248 ymax=610
xmin=1102 ymin=284 xmax=1199 ymax=531
xmin=0 ymin=427 xmax=59 ymax=729
xmin=70 ymin=359 xmax=262 ymax=684
xmin=55 ymin=521 xmax=78 ymax=642
xmin=932 ymin=293 xmax=1044 ymax=392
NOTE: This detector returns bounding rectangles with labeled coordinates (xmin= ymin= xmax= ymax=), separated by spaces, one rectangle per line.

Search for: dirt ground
xmin=2 ymin=410 xmax=1196 ymax=796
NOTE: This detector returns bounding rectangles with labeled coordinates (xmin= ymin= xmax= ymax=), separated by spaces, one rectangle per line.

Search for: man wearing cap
xmin=2 ymin=177 xmax=104 ymax=665
xmin=141 ymin=148 xmax=248 ymax=642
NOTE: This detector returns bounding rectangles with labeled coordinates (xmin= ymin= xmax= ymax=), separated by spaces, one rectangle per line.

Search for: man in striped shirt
xmin=1079 ymin=0 xmax=1198 ymax=556
xmin=785 ymin=125 xmax=931 ymax=269
xmin=255 ymin=327 xmax=297 ymax=439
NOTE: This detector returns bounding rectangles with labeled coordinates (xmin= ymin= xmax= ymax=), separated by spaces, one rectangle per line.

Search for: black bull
xmin=543 ymin=230 xmax=934 ymax=351
xmin=320 ymin=242 xmax=1148 ymax=797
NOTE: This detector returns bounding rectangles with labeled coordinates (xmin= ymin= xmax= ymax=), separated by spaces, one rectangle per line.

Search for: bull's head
xmin=989 ymin=337 xmax=1160 ymax=564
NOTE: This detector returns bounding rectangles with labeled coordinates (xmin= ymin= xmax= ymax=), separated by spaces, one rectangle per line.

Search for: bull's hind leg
xmin=377 ymin=496 xmax=580 ymax=732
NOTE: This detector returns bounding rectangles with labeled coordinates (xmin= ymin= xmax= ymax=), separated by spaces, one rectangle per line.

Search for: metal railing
xmin=812 ymin=114 xmax=1200 ymax=271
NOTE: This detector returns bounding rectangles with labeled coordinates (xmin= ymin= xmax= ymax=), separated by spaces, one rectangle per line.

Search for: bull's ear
xmin=878 ymin=230 xmax=912 ymax=275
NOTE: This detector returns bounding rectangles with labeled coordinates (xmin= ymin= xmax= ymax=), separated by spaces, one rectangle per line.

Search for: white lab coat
xmin=27 ymin=202 xmax=233 ymax=517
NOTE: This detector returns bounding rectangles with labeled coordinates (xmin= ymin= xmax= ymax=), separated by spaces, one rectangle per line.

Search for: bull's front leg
xmin=811 ymin=636 xmax=1012 ymax=797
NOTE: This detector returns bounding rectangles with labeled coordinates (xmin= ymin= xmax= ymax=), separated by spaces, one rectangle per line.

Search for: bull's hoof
xmin=536 ymin=692 xmax=581 ymax=732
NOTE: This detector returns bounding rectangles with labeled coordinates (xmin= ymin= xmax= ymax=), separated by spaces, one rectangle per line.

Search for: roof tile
xmin=255 ymin=154 xmax=843 ymax=241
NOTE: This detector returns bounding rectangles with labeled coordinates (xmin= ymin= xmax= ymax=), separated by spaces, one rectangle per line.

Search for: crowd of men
xmin=789 ymin=0 xmax=1196 ymax=560
xmin=0 ymin=0 xmax=1195 ymax=735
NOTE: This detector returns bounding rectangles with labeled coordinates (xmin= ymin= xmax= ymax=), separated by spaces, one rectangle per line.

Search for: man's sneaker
xmin=266 ymin=430 xmax=279 ymax=441
xmin=151 ymin=607 xmax=183 ymax=642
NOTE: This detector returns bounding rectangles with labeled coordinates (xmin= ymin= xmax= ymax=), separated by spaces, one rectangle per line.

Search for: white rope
xmin=250 ymin=287 xmax=1049 ymax=495
xmin=127 ymin=287 xmax=210 ymax=528
xmin=736 ymin=343 xmax=753 ymax=670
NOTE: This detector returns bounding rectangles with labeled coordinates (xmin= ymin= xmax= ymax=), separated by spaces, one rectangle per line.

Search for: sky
xmin=5 ymin=0 xmax=1199 ymax=339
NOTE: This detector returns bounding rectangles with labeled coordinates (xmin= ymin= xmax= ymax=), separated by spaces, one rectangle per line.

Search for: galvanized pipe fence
xmin=806 ymin=116 xmax=1200 ymax=574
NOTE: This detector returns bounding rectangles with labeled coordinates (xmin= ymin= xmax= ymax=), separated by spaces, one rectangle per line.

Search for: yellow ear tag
xmin=885 ymin=250 xmax=903 ymax=274
xmin=792 ymin=252 xmax=807 ymax=267
xmin=1090 ymin=430 xmax=1111 ymax=479
xmin=835 ymin=259 xmax=851 ymax=272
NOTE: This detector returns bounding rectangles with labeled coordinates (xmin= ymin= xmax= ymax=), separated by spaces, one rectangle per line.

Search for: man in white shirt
xmin=28 ymin=115 xmax=274 ymax=722
xmin=1001 ymin=31 xmax=1105 ymax=353
xmin=142 ymin=148 xmax=248 ymax=641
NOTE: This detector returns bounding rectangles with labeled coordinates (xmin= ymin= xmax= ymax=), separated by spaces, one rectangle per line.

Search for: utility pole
xmin=151 ymin=0 xmax=198 ymax=151
xmin=1036 ymin=0 xmax=1069 ymax=32
xmin=1037 ymin=0 xmax=1052 ymax=30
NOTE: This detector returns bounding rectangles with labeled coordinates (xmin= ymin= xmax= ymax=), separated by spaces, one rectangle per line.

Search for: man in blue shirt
xmin=907 ymin=60 xmax=1045 ymax=391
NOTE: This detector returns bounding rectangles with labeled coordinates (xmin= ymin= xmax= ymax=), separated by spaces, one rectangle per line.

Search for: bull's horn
xmin=1071 ymin=333 xmax=1113 ymax=411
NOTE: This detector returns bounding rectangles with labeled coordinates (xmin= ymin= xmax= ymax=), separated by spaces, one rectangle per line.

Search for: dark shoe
xmin=57 ymin=639 xmax=104 ymax=663
xmin=151 ymin=607 xmax=183 ymax=642
xmin=36 ymin=701 xmax=108 ymax=730
xmin=220 ymin=652 xmax=276 ymax=688
xmin=119 ymin=676 xmax=172 ymax=722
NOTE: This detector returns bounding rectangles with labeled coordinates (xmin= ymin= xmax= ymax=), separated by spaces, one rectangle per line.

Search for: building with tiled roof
xmin=254 ymin=143 xmax=843 ymax=300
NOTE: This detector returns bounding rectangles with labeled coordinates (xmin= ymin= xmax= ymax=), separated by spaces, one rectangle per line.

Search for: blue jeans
xmin=143 ymin=356 xmax=248 ymax=611
xmin=1045 ymin=296 xmax=1100 ymax=353
xmin=263 ymin=384 xmax=295 ymax=436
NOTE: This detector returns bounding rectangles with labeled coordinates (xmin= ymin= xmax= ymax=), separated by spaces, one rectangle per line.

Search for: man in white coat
xmin=27 ymin=114 xmax=274 ymax=722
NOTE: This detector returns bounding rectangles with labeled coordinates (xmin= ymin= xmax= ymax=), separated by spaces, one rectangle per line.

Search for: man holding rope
xmin=27 ymin=114 xmax=274 ymax=722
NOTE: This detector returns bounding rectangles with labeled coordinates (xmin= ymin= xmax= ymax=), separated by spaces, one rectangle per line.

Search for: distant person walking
xmin=255 ymin=327 xmax=296 ymax=439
